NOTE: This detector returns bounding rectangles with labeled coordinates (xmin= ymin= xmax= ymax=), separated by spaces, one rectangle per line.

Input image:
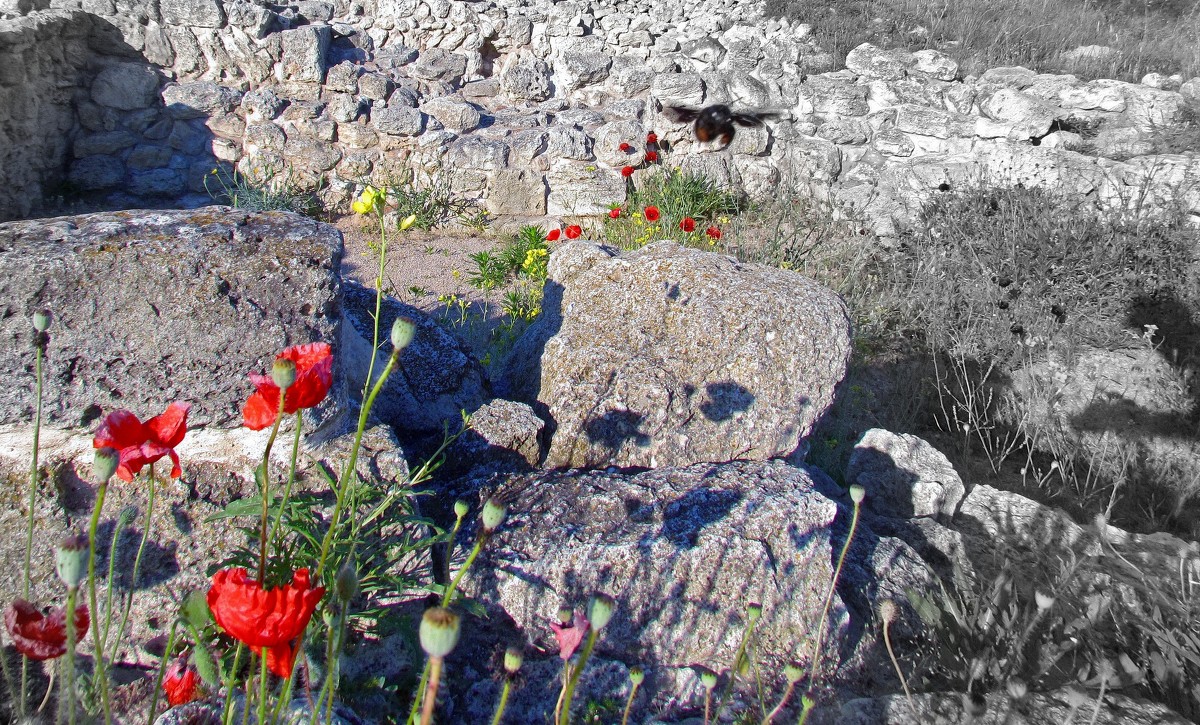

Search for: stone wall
xmin=2 ymin=0 xmax=1199 ymax=230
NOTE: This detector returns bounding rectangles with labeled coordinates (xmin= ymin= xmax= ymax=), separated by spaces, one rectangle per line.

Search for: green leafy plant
xmin=374 ymin=169 xmax=474 ymax=231
xmin=204 ymin=164 xmax=324 ymax=217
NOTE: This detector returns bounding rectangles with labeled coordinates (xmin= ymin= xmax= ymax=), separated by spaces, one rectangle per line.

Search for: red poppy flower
xmin=679 ymin=217 xmax=697 ymax=233
xmin=242 ymin=343 xmax=334 ymax=431
xmin=207 ymin=568 xmax=324 ymax=679
xmin=4 ymin=600 xmax=89 ymax=661
xmin=550 ymin=609 xmax=590 ymax=662
xmin=619 ymin=142 xmax=633 ymax=152
xmin=706 ymin=226 xmax=722 ymax=239
xmin=609 ymin=208 xmax=621 ymax=219
xmin=645 ymin=150 xmax=659 ymax=163
xmin=546 ymin=229 xmax=561 ymax=242
xmin=164 ymin=657 xmax=200 ymax=706
xmin=644 ymin=206 xmax=660 ymax=222
xmin=565 ymin=225 xmax=582 ymax=239
xmin=621 ymin=166 xmax=634 ymax=178
xmin=646 ymin=132 xmax=658 ymax=144
xmin=93 ymin=402 xmax=191 ymax=481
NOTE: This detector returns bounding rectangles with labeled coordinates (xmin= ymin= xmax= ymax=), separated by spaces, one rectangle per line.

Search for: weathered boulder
xmin=847 ymin=429 xmax=965 ymax=520
xmin=499 ymin=50 xmax=552 ymax=102
xmin=505 ymin=240 xmax=851 ymax=469
xmin=338 ymin=281 xmax=488 ymax=433
xmin=161 ymin=81 xmax=244 ymax=120
xmin=0 ymin=208 xmax=343 ymax=429
xmin=472 ymin=460 xmax=847 ymax=669
xmin=91 ymin=62 xmax=160 ymax=111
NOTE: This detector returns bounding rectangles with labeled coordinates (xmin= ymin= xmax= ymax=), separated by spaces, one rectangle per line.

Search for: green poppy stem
xmin=221 ymin=642 xmax=245 ymax=725
xmin=761 ymin=682 xmax=795 ymax=724
xmin=268 ymin=409 xmax=304 ymax=553
xmin=256 ymin=648 xmax=270 ymax=725
xmin=258 ymin=391 xmax=288 ymax=584
xmin=315 ymin=351 xmax=398 ymax=580
xmin=441 ymin=536 xmax=485 ymax=607
xmin=61 ymin=585 xmax=79 ymax=725
xmin=406 ymin=662 xmax=432 ymax=725
xmin=361 ymin=209 xmax=389 ymax=400
xmin=145 ymin=618 xmax=178 ymax=725
xmin=419 ymin=656 xmax=443 ymax=725
xmin=557 ymin=628 xmax=599 ymax=725
xmin=20 ymin=341 xmax=45 ymax=718
xmin=85 ymin=479 xmax=112 ymax=725
xmin=802 ymin=495 xmax=863 ymax=712
xmin=620 ymin=680 xmax=640 ymax=725
xmin=113 ymin=470 xmax=156 ymax=669
xmin=490 ymin=679 xmax=513 ymax=725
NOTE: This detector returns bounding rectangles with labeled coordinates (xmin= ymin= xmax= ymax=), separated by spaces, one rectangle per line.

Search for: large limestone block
xmin=506 ymin=240 xmax=851 ymax=469
xmin=0 ymin=208 xmax=343 ymax=429
xmin=473 ymin=460 xmax=845 ymax=668
xmin=91 ymin=62 xmax=160 ymax=110
xmin=847 ymin=429 xmax=965 ymax=520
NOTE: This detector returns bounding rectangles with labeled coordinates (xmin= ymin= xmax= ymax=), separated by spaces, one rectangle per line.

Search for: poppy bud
xmin=32 ymin=310 xmax=51 ymax=332
xmin=271 ymin=358 xmax=297 ymax=391
xmin=481 ymin=500 xmax=506 ymax=534
xmin=699 ymin=667 xmax=717 ymax=690
xmin=746 ymin=602 xmax=762 ymax=623
xmin=55 ymin=532 xmax=88 ymax=588
xmin=419 ymin=607 xmax=461 ymax=659
xmin=557 ymin=606 xmax=573 ymax=626
xmin=504 ymin=646 xmax=523 ymax=674
xmin=93 ymin=447 xmax=119 ymax=484
xmin=400 ymin=214 xmax=418 ymax=231
xmin=587 ymin=593 xmax=616 ymax=631
xmin=391 ymin=317 xmax=416 ymax=351
xmin=192 ymin=643 xmax=220 ymax=687
xmin=784 ymin=662 xmax=803 ymax=684
xmin=629 ymin=665 xmax=644 ymax=685
xmin=453 ymin=500 xmax=469 ymax=520
xmin=849 ymin=485 xmax=865 ymax=504
xmin=181 ymin=590 xmax=211 ymax=629
xmin=335 ymin=558 xmax=359 ymax=603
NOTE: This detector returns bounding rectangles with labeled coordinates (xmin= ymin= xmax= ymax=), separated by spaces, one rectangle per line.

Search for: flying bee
xmin=662 ymin=104 xmax=781 ymax=147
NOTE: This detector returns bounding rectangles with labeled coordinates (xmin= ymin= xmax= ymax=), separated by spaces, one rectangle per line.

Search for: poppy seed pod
xmin=746 ymin=602 xmax=762 ymax=623
xmin=849 ymin=485 xmax=866 ymax=504
xmin=784 ymin=662 xmax=803 ymax=684
xmin=504 ymin=646 xmax=523 ymax=674
xmin=453 ymin=500 xmax=469 ymax=520
xmin=93 ymin=447 xmax=119 ymax=484
xmin=557 ymin=606 xmax=573 ymax=626
xmin=420 ymin=607 xmax=461 ymax=659
xmin=481 ymin=500 xmax=506 ymax=533
xmin=32 ymin=309 xmax=51 ymax=332
xmin=391 ymin=317 xmax=416 ymax=351
xmin=629 ymin=665 xmax=645 ymax=685
xmin=588 ymin=593 xmax=616 ymax=631
xmin=55 ymin=533 xmax=88 ymax=589
xmin=271 ymin=358 xmax=297 ymax=390
xmin=699 ymin=667 xmax=717 ymax=690
xmin=335 ymin=558 xmax=359 ymax=603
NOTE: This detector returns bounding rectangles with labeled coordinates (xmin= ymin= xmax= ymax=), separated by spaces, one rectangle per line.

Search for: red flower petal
xmin=207 ymin=567 xmax=324 ymax=671
xmin=646 ymin=132 xmax=658 ymax=144
xmin=706 ymin=226 xmax=722 ymax=239
xmin=609 ymin=208 xmax=621 ymax=219
xmin=241 ymin=391 xmax=278 ymax=431
xmin=550 ymin=610 xmax=590 ymax=661
xmin=621 ymin=166 xmax=634 ymax=177
xmin=145 ymin=402 xmax=191 ymax=449
xmin=164 ymin=658 xmax=200 ymax=706
xmin=93 ymin=410 xmax=146 ymax=451
xmin=565 ymin=225 xmax=582 ymax=239
xmin=4 ymin=600 xmax=89 ymax=661
xmin=679 ymin=217 xmax=696 ymax=232
xmin=546 ymin=229 xmax=561 ymax=242
xmin=644 ymin=206 xmax=660 ymax=222
xmin=263 ymin=641 xmax=299 ymax=678
xmin=619 ymin=142 xmax=633 ymax=152
xmin=277 ymin=343 xmax=334 ymax=413
xmin=645 ymin=150 xmax=659 ymax=163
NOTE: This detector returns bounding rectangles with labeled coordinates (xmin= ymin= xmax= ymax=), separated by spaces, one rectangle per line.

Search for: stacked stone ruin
xmin=1 ymin=0 xmax=1198 ymax=231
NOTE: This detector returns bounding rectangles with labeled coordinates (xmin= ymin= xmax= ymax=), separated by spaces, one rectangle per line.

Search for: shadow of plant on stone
xmin=698 ymin=381 xmax=755 ymax=423
xmin=583 ymin=408 xmax=652 ymax=455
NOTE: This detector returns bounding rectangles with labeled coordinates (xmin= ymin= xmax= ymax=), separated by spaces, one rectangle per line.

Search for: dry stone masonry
xmin=2 ymin=0 xmax=1199 ymax=229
